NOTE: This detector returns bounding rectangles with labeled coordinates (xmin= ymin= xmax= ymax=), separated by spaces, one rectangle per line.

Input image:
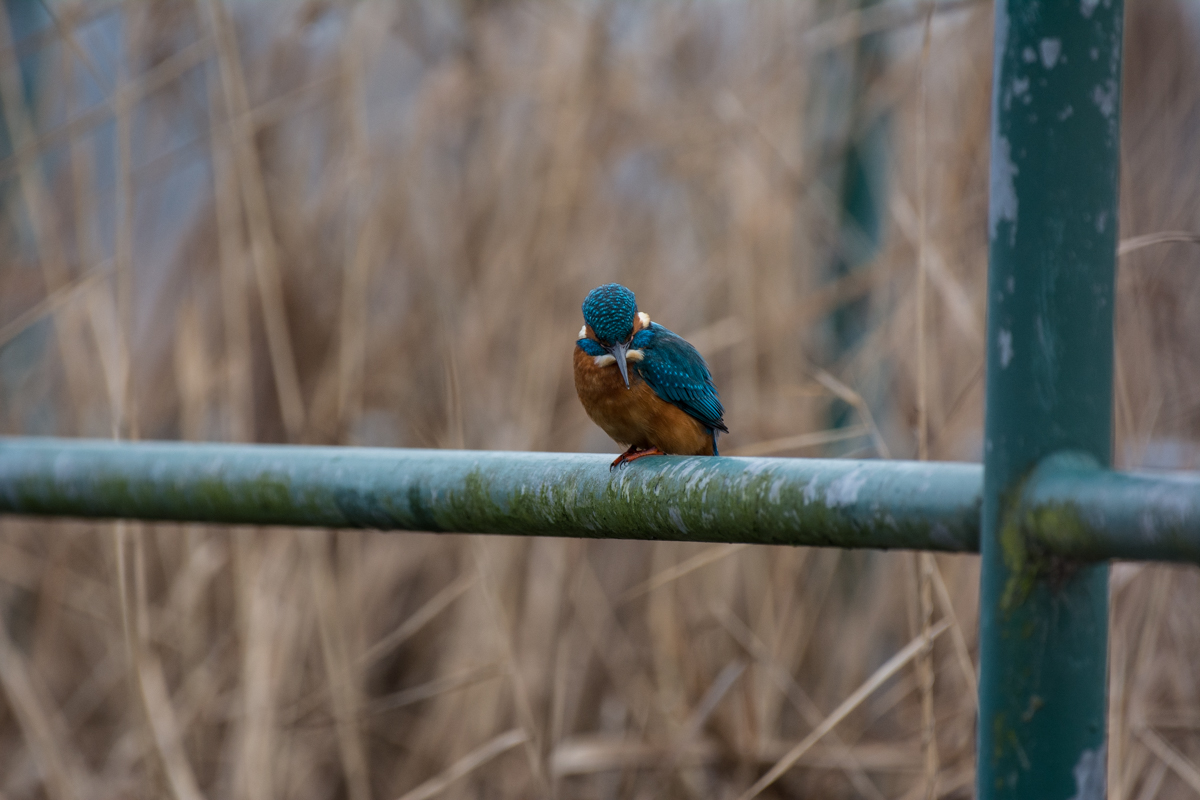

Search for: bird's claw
xmin=609 ymin=446 xmax=666 ymax=471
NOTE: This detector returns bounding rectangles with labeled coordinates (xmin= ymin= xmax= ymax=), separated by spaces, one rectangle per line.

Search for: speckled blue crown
xmin=582 ymin=284 xmax=638 ymax=345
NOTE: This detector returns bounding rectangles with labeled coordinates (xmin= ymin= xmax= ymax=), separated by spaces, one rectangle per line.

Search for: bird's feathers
xmin=628 ymin=323 xmax=728 ymax=433
xmin=581 ymin=284 xmax=638 ymax=344
xmin=576 ymin=322 xmax=726 ymax=434
xmin=576 ymin=337 xmax=607 ymax=358
xmin=573 ymin=346 xmax=717 ymax=455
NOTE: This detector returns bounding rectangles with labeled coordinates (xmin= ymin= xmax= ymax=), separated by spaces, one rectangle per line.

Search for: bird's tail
xmin=711 ymin=429 xmax=720 ymax=456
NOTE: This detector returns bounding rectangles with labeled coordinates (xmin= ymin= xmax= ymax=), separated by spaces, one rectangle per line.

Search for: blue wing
xmin=631 ymin=323 xmax=728 ymax=434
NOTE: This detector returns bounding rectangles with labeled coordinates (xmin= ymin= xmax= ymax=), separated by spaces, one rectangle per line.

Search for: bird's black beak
xmin=607 ymin=341 xmax=631 ymax=389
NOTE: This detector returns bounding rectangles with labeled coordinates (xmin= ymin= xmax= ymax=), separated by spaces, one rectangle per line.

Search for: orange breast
xmin=573 ymin=346 xmax=715 ymax=456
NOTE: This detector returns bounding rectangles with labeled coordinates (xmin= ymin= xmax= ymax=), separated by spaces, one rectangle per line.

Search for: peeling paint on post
xmin=978 ymin=0 xmax=1123 ymax=794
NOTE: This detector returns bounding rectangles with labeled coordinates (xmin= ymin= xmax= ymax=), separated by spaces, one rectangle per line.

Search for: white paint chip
xmin=1068 ymin=746 xmax=1106 ymax=800
xmin=989 ymin=136 xmax=1019 ymax=244
xmin=826 ymin=469 xmax=868 ymax=507
xmin=998 ymin=329 xmax=1014 ymax=368
xmin=1022 ymin=47 xmax=1037 ymax=63
xmin=1040 ymin=38 xmax=1062 ymax=69
xmin=1058 ymin=104 xmax=1075 ymax=121
xmin=1081 ymin=0 xmax=1100 ymax=17
xmin=1093 ymin=80 xmax=1118 ymax=118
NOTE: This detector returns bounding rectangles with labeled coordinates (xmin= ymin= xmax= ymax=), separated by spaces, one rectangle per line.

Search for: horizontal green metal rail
xmin=1 ymin=438 xmax=1199 ymax=564
xmin=0 ymin=437 xmax=981 ymax=551
xmin=1015 ymin=453 xmax=1200 ymax=564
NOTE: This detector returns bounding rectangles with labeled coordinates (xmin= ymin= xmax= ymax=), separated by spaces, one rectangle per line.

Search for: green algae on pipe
xmin=1019 ymin=453 xmax=1200 ymax=564
xmin=0 ymin=437 xmax=982 ymax=552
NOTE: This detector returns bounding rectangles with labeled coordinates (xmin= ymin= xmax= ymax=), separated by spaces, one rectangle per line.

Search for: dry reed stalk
xmin=730 ymin=423 xmax=872 ymax=457
xmin=360 ymin=572 xmax=477 ymax=668
xmin=0 ymin=612 xmax=89 ymax=800
xmin=928 ymin=556 xmax=977 ymax=705
xmin=304 ymin=530 xmax=371 ymax=800
xmin=204 ymin=46 xmax=254 ymax=443
xmin=568 ymin=553 xmax=663 ymax=734
xmin=1138 ymin=728 xmax=1200 ymax=796
xmin=712 ymin=604 xmax=888 ymax=800
xmin=330 ymin=4 xmax=382 ymax=443
xmin=113 ymin=0 xmax=135 ymax=439
xmin=756 ymin=547 xmax=809 ymax=736
xmin=64 ymin=22 xmax=109 ymax=433
xmin=813 ymin=369 xmax=891 ymax=458
xmin=735 ymin=621 xmax=951 ymax=800
xmin=201 ymin=0 xmax=305 ymax=440
xmin=551 ymin=737 xmax=923 ymax=776
xmin=1112 ymin=568 xmax=1176 ymax=800
xmin=913 ymin=19 xmax=937 ymax=790
xmin=644 ymin=543 xmax=694 ymax=794
xmin=915 ymin=553 xmax=939 ymax=800
xmin=470 ymin=538 xmax=550 ymax=796
xmin=1119 ymin=231 xmax=1200 ymax=255
xmin=135 ymin=652 xmax=206 ymax=800
xmin=174 ymin=299 xmax=210 ymax=442
xmin=621 ymin=543 xmax=748 ymax=603
xmin=366 ymin=663 xmax=503 ymax=718
xmin=0 ymin=262 xmax=109 ymax=349
xmin=99 ymin=13 xmax=186 ymax=798
xmin=396 ymin=728 xmax=528 ymax=800
xmin=0 ymin=1 xmax=94 ymax=432
xmin=1135 ymin=760 xmax=1170 ymax=800
xmin=239 ymin=530 xmax=309 ymax=800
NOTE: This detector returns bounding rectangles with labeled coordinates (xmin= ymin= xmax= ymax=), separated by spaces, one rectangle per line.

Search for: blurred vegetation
xmin=0 ymin=0 xmax=1199 ymax=798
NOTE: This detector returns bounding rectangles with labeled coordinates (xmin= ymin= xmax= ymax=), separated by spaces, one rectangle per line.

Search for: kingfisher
xmin=574 ymin=283 xmax=728 ymax=468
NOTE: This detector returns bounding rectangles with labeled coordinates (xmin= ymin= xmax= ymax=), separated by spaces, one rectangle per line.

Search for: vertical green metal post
xmin=978 ymin=0 xmax=1123 ymax=797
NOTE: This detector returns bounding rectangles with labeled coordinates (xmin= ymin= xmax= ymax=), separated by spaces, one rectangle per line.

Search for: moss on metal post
xmin=0 ymin=438 xmax=984 ymax=551
xmin=1020 ymin=453 xmax=1200 ymax=564
xmin=978 ymin=0 xmax=1123 ymax=795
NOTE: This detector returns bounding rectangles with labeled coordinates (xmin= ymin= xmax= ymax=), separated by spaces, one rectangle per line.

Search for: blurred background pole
xmin=978 ymin=0 xmax=1124 ymax=796
xmin=821 ymin=0 xmax=889 ymax=444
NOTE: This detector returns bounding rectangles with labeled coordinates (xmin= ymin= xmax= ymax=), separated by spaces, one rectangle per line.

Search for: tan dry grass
xmin=0 ymin=0 xmax=1198 ymax=798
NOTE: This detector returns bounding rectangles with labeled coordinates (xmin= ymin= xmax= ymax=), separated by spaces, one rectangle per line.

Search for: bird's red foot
xmin=610 ymin=446 xmax=666 ymax=470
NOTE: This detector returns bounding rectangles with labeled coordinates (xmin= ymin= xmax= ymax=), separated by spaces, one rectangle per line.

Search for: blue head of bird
xmin=581 ymin=283 xmax=643 ymax=389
